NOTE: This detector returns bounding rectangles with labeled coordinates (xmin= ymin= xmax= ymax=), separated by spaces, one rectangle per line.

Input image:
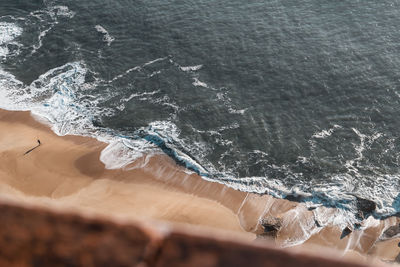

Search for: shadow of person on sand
xmin=23 ymin=139 xmax=41 ymax=155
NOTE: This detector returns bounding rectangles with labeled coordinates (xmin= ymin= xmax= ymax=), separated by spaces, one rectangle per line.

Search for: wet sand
xmin=0 ymin=109 xmax=399 ymax=264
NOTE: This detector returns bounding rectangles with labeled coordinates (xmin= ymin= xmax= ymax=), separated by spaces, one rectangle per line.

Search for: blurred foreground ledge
xmin=0 ymin=199 xmax=389 ymax=267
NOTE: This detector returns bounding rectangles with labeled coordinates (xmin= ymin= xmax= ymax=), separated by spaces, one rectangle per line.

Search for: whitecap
xmin=0 ymin=22 xmax=23 ymax=45
xmin=192 ymin=77 xmax=208 ymax=87
xmin=50 ymin=6 xmax=76 ymax=18
xmin=119 ymin=90 xmax=161 ymax=104
xmin=143 ymin=56 xmax=169 ymax=66
xmin=110 ymin=57 xmax=169 ymax=82
xmin=312 ymin=124 xmax=342 ymax=139
xmin=95 ymin=25 xmax=115 ymax=46
xmin=180 ymin=64 xmax=203 ymax=72
xmin=0 ymin=22 xmax=23 ymax=59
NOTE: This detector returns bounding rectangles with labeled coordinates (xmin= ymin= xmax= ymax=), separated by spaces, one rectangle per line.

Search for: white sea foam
xmin=312 ymin=124 xmax=342 ymax=139
xmin=99 ymin=120 xmax=211 ymax=172
xmin=148 ymin=70 xmax=161 ymax=77
xmin=119 ymin=90 xmax=161 ymax=104
xmin=110 ymin=57 xmax=169 ymax=82
xmin=95 ymin=25 xmax=115 ymax=46
xmin=0 ymin=47 xmax=8 ymax=59
xmin=350 ymin=128 xmax=382 ymax=162
xmin=192 ymin=77 xmax=208 ymax=87
xmin=31 ymin=26 xmax=53 ymax=54
xmin=0 ymin=57 xmax=155 ymax=170
xmin=229 ymin=107 xmax=247 ymax=114
xmin=216 ymin=91 xmax=248 ymax=115
xmin=0 ymin=61 xmax=97 ymax=137
xmin=29 ymin=62 xmax=94 ymax=136
xmin=0 ymin=22 xmax=23 ymax=60
xmin=49 ymin=5 xmax=76 ymax=18
xmin=313 ymin=207 xmax=358 ymax=232
xmin=111 ymin=66 xmax=140 ymax=82
xmin=148 ymin=120 xmax=180 ymax=141
xmin=0 ymin=69 xmax=25 ymax=110
xmin=100 ymin=139 xmax=155 ymax=169
xmin=180 ymin=64 xmax=203 ymax=72
xmin=0 ymin=22 xmax=24 ymax=109
xmin=0 ymin=22 xmax=22 ymax=45
xmin=27 ymin=5 xmax=76 ymax=54
xmin=99 ymin=121 xmax=181 ymax=170
xmin=279 ymin=205 xmax=321 ymax=247
xmin=143 ymin=56 xmax=169 ymax=66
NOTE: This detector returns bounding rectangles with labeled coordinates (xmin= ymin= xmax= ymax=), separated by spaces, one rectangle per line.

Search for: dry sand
xmin=0 ymin=109 xmax=399 ymax=264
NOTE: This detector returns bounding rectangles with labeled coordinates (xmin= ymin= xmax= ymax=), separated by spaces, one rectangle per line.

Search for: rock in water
xmin=355 ymin=197 xmax=376 ymax=219
xmin=340 ymin=227 xmax=352 ymax=239
xmin=380 ymin=224 xmax=400 ymax=240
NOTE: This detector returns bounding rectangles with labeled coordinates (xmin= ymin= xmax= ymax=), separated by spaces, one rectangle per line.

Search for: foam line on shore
xmin=0 ymin=109 xmax=399 ymax=263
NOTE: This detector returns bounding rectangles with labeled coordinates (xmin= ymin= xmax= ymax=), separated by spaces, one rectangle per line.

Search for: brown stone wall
xmin=0 ymin=201 xmax=388 ymax=267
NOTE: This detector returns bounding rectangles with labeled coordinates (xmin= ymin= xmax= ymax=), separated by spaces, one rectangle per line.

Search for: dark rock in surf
xmin=355 ymin=197 xmax=376 ymax=219
xmin=340 ymin=227 xmax=352 ymax=239
xmin=380 ymin=225 xmax=400 ymax=240
xmin=284 ymin=194 xmax=304 ymax=202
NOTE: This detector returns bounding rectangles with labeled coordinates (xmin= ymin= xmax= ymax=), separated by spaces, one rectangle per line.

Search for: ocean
xmin=1 ymin=0 xmax=400 ymax=224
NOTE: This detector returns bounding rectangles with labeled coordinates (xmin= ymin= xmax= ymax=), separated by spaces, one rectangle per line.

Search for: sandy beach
xmin=0 ymin=109 xmax=399 ymax=264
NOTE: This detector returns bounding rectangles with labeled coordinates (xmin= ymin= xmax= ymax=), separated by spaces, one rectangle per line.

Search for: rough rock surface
xmin=341 ymin=227 xmax=353 ymax=239
xmin=0 ymin=201 xmax=388 ymax=267
xmin=381 ymin=224 xmax=400 ymax=240
xmin=356 ymin=197 xmax=376 ymax=218
xmin=256 ymin=216 xmax=283 ymax=239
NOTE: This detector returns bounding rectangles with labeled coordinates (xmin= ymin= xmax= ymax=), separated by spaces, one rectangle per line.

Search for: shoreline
xmin=0 ymin=109 xmax=254 ymax=235
xmin=0 ymin=109 xmax=399 ymax=263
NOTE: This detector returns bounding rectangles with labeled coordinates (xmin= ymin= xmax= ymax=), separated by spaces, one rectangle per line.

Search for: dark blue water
xmin=1 ymin=0 xmax=400 ymax=220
